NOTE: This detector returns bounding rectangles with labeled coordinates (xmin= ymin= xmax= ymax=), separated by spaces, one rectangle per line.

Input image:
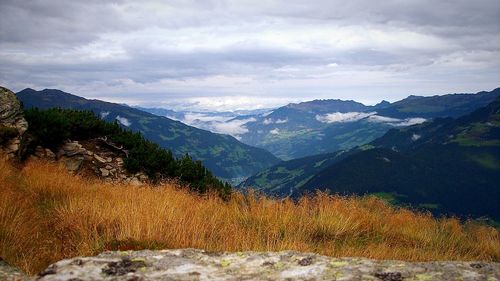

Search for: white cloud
xmin=174 ymin=114 xmax=257 ymax=136
xmin=263 ymin=118 xmax=288 ymax=125
xmin=153 ymin=95 xmax=298 ymax=112
xmin=170 ymin=111 xmax=258 ymax=136
xmin=182 ymin=112 xmax=233 ymax=124
xmin=367 ymin=115 xmax=400 ymax=123
xmin=100 ymin=111 xmax=110 ymax=118
xmin=115 ymin=115 xmax=131 ymax=126
xmin=368 ymin=115 xmax=427 ymax=126
xmin=398 ymin=118 xmax=427 ymax=126
xmin=208 ymin=118 xmax=256 ymax=136
xmin=316 ymin=112 xmax=376 ymax=123
xmin=270 ymin=128 xmax=280 ymax=135
xmin=412 ymin=133 xmax=421 ymax=141
xmin=314 ymin=112 xmax=428 ymax=127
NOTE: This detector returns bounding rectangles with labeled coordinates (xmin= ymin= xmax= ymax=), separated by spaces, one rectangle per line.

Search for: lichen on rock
xmin=32 ymin=249 xmax=500 ymax=281
xmin=0 ymin=86 xmax=28 ymax=158
xmin=0 ymin=87 xmax=28 ymax=134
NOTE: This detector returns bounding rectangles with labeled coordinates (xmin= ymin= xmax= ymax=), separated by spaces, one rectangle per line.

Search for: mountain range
xmin=16 ymin=88 xmax=280 ymax=182
xmin=237 ymin=89 xmax=500 ymax=160
xmin=241 ymin=92 xmax=500 ymax=220
xmin=141 ymin=89 xmax=500 ymax=161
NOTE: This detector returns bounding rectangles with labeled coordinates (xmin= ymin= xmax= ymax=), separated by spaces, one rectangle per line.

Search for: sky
xmin=1 ymin=0 xmax=499 ymax=111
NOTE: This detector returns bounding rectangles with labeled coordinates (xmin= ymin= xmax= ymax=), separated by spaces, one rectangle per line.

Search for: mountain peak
xmin=285 ymin=99 xmax=367 ymax=113
xmin=374 ymin=100 xmax=391 ymax=108
xmin=402 ymin=95 xmax=424 ymax=101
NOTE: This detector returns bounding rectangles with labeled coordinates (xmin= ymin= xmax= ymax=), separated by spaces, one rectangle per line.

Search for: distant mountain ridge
xmin=376 ymin=89 xmax=500 ymax=118
xmin=231 ymin=88 xmax=500 ymax=160
xmin=284 ymin=99 xmax=368 ymax=113
xmin=16 ymin=88 xmax=280 ymax=182
xmin=136 ymin=89 xmax=500 ymax=161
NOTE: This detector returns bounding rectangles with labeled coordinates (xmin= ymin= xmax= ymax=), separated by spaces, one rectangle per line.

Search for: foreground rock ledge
xmin=16 ymin=249 xmax=500 ymax=281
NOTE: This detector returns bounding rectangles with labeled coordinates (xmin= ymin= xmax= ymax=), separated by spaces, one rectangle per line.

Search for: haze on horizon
xmin=1 ymin=0 xmax=499 ymax=111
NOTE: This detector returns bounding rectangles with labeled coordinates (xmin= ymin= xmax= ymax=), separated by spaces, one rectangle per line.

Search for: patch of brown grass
xmin=1 ymin=157 xmax=499 ymax=274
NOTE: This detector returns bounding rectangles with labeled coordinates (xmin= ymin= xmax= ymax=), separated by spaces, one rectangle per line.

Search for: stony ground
xmin=3 ymin=249 xmax=498 ymax=281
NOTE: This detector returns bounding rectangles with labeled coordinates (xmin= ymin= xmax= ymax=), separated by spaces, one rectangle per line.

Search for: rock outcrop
xmin=32 ymin=249 xmax=500 ymax=281
xmin=31 ymin=139 xmax=149 ymax=184
xmin=0 ymin=86 xmax=28 ymax=158
xmin=0 ymin=86 xmax=146 ymax=184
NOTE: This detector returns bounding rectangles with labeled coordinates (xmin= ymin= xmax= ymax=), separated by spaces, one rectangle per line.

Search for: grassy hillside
xmin=16 ymin=88 xmax=280 ymax=181
xmin=239 ymin=151 xmax=348 ymax=196
xmin=1 ymin=157 xmax=499 ymax=275
xmin=301 ymin=97 xmax=500 ymax=219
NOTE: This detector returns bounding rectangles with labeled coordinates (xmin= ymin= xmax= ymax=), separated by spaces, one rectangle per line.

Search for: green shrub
xmin=0 ymin=125 xmax=18 ymax=144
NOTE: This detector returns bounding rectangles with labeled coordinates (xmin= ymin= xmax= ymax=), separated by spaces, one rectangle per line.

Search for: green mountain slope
xmin=239 ymin=145 xmax=367 ymax=195
xmin=242 ymin=119 xmax=392 ymax=161
xmin=239 ymin=151 xmax=346 ymax=196
xmin=236 ymin=99 xmax=387 ymax=160
xmin=301 ymin=96 xmax=500 ymax=219
xmin=16 ymin=88 xmax=280 ymax=181
xmin=376 ymin=89 xmax=500 ymax=118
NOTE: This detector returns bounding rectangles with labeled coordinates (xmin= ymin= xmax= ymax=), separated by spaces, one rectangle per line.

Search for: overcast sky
xmin=1 ymin=0 xmax=499 ymax=111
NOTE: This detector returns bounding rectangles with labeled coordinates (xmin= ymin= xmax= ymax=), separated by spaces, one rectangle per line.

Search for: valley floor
xmin=0 ymin=156 xmax=498 ymax=275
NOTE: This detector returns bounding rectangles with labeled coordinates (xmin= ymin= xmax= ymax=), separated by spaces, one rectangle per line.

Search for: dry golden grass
xmin=0 ymin=157 xmax=499 ymax=274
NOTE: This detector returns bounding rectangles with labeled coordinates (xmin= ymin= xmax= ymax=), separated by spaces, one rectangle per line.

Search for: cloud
xmin=1 ymin=0 xmax=499 ymax=110
xmin=314 ymin=112 xmax=428 ymax=126
xmin=171 ymin=112 xmax=256 ymax=136
xmin=316 ymin=112 xmax=376 ymax=123
xmin=397 ymin=118 xmax=427 ymax=126
xmin=182 ymin=113 xmax=233 ymax=124
xmin=263 ymin=118 xmax=288 ymax=125
xmin=270 ymin=128 xmax=280 ymax=135
xmin=208 ymin=118 xmax=256 ymax=136
xmin=263 ymin=118 xmax=273 ymax=125
xmin=153 ymin=95 xmax=298 ymax=112
xmin=368 ymin=115 xmax=426 ymax=126
xmin=367 ymin=115 xmax=400 ymax=123
xmin=100 ymin=111 xmax=110 ymax=118
xmin=115 ymin=115 xmax=131 ymax=126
